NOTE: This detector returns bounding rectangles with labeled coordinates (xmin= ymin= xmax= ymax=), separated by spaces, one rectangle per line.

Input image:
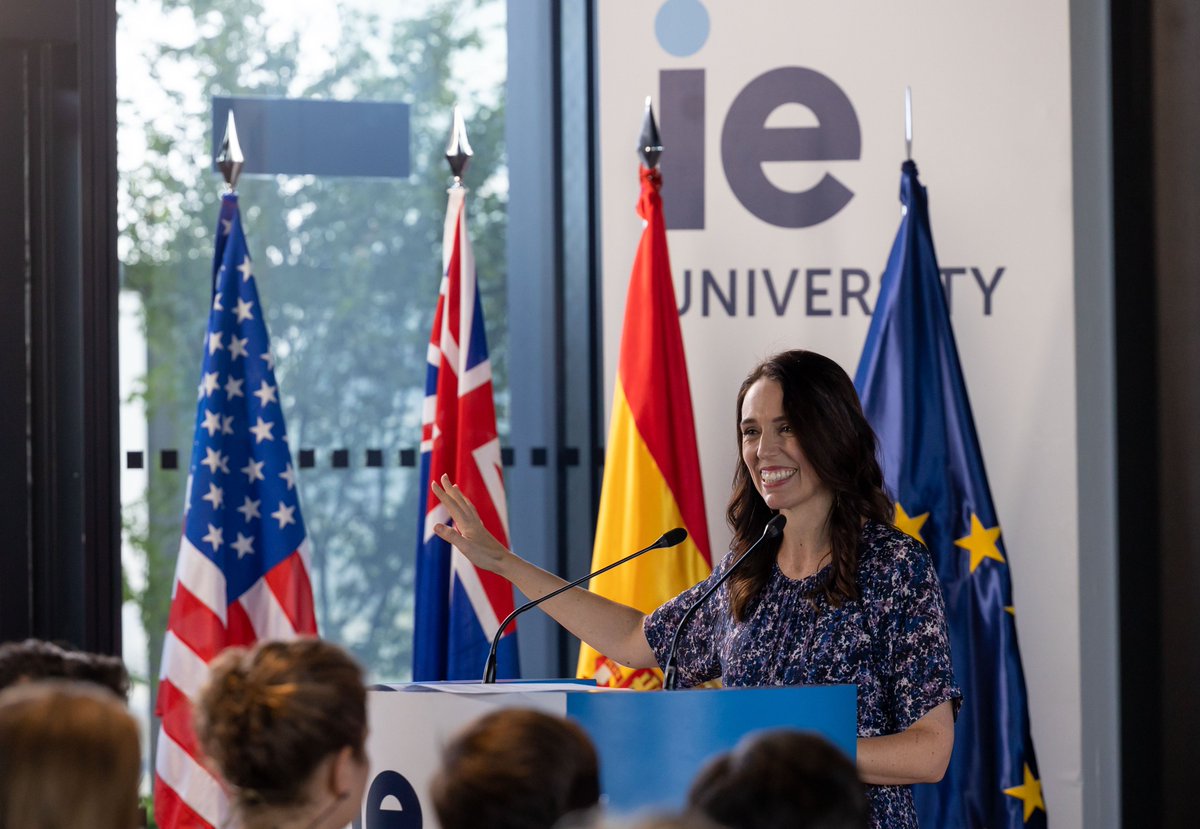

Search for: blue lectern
xmin=361 ymin=682 xmax=855 ymax=828
xmin=567 ymin=685 xmax=856 ymax=812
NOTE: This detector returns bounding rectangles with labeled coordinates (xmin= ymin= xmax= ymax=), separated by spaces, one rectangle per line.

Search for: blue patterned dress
xmin=643 ymin=521 xmax=961 ymax=829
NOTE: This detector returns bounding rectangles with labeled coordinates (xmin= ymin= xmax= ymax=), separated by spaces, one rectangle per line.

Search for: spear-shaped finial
xmin=446 ymin=106 xmax=473 ymax=185
xmin=639 ymin=96 xmax=664 ymax=169
xmin=217 ymin=110 xmax=245 ymax=191
xmin=904 ymin=86 xmax=913 ymax=160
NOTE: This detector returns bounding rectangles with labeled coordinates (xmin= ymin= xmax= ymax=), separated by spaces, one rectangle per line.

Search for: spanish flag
xmin=576 ymin=164 xmax=712 ymax=689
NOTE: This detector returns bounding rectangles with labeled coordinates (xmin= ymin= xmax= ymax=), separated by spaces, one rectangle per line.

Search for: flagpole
xmin=446 ymin=104 xmax=472 ymax=187
xmin=639 ymin=96 xmax=663 ymax=169
xmin=904 ymin=86 xmax=913 ymax=161
xmin=217 ymin=110 xmax=244 ymax=192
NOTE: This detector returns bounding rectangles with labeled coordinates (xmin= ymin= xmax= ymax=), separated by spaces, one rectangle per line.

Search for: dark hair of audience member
xmin=0 ymin=638 xmax=131 ymax=700
xmin=194 ymin=638 xmax=367 ymax=820
xmin=0 ymin=680 xmax=140 ymax=829
xmin=431 ymin=707 xmax=601 ymax=829
xmin=687 ymin=730 xmax=870 ymax=829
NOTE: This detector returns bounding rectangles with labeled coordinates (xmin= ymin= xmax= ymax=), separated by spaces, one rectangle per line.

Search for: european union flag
xmin=854 ymin=161 xmax=1046 ymax=829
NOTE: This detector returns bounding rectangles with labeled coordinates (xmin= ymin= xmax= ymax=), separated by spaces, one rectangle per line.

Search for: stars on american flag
xmin=237 ymin=495 xmax=261 ymax=523
xmin=229 ymin=335 xmax=249 ymax=361
xmin=201 ymin=371 xmax=220 ymax=397
xmin=201 ymin=447 xmax=229 ymax=475
xmin=232 ymin=532 xmax=255 ymax=559
xmin=271 ymin=501 xmax=296 ymax=529
xmin=201 ymin=409 xmax=222 ymax=437
xmin=253 ymin=380 xmax=277 ymax=407
xmin=181 ymin=203 xmax=307 ymax=600
xmin=202 ymin=523 xmax=223 ymax=551
xmin=250 ymin=417 xmax=275 ymax=443
xmin=201 ymin=482 xmax=224 ymax=510
xmin=235 ymin=297 xmax=255 ymax=322
xmin=241 ymin=458 xmax=265 ymax=483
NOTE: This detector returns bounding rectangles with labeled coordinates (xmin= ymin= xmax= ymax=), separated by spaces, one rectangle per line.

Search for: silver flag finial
xmin=217 ymin=110 xmax=245 ymax=191
xmin=904 ymin=86 xmax=913 ymax=161
xmin=446 ymin=106 xmax=473 ymax=184
xmin=638 ymin=96 xmax=664 ymax=169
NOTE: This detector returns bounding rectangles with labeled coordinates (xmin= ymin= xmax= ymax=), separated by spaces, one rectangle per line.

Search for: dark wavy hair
xmin=726 ymin=350 xmax=892 ymax=619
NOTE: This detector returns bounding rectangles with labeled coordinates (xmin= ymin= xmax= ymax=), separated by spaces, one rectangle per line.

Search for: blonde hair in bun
xmin=195 ymin=638 xmax=366 ymax=809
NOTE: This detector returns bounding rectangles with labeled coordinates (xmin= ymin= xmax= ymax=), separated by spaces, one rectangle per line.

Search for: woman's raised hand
xmin=430 ymin=474 xmax=512 ymax=574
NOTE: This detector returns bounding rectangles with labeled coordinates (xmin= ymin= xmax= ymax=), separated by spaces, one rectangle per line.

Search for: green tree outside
xmin=117 ymin=0 xmax=508 ymax=795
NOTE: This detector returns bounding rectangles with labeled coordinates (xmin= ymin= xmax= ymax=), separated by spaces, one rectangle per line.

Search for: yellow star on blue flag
xmin=954 ymin=514 xmax=1005 ymax=573
xmin=894 ymin=502 xmax=930 ymax=545
xmin=1003 ymin=763 xmax=1046 ymax=822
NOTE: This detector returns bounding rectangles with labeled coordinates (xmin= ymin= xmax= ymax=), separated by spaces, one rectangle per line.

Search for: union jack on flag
xmin=153 ymin=194 xmax=317 ymax=828
xmin=413 ymin=184 xmax=518 ymax=681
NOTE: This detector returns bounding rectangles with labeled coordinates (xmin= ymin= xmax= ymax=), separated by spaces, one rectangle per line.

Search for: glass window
xmin=117 ymin=0 xmax=508 ymax=793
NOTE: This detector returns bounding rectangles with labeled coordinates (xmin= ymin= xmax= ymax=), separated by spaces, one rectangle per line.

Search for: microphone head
xmin=763 ymin=513 xmax=787 ymax=539
xmin=659 ymin=527 xmax=688 ymax=548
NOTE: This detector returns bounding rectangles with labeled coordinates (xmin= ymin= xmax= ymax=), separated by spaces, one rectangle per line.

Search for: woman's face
xmin=740 ymin=377 xmax=833 ymax=517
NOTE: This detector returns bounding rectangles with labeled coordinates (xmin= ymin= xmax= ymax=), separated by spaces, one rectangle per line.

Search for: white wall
xmin=596 ymin=2 xmax=1085 ymax=825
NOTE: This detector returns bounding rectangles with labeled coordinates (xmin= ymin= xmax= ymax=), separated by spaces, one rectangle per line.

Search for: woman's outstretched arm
xmin=431 ymin=475 xmax=659 ymax=669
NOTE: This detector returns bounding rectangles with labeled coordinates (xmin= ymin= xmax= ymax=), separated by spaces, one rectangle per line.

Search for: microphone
xmin=662 ymin=513 xmax=786 ymax=690
xmin=482 ymin=527 xmax=689 ymax=683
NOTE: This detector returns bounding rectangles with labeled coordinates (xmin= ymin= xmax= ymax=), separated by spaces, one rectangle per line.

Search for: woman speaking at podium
xmin=431 ymin=349 xmax=959 ymax=829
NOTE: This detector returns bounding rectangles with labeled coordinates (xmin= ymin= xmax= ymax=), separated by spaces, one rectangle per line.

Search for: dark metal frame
xmin=0 ymin=0 xmax=120 ymax=653
xmin=1110 ymin=0 xmax=1161 ymax=825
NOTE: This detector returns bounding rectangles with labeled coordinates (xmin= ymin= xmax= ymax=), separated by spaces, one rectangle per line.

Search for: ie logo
xmin=653 ymin=0 xmax=862 ymax=229
xmin=354 ymin=770 xmax=423 ymax=829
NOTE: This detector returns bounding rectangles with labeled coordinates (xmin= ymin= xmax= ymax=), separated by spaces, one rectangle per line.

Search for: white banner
xmin=597 ymin=2 xmax=1079 ymax=825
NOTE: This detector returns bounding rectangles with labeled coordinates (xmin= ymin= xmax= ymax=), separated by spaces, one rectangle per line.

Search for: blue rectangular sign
xmin=212 ymin=96 xmax=410 ymax=179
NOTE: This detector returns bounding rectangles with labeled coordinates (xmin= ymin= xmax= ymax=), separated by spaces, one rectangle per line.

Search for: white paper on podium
xmin=376 ymin=681 xmax=625 ymax=694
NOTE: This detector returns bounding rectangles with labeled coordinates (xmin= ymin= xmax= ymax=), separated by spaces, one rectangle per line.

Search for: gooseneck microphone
xmin=482 ymin=527 xmax=689 ymax=683
xmin=662 ymin=513 xmax=786 ymax=690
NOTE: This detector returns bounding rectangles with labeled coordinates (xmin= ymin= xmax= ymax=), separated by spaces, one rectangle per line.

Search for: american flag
xmin=153 ymin=194 xmax=317 ymax=828
xmin=413 ymin=184 xmax=518 ymax=681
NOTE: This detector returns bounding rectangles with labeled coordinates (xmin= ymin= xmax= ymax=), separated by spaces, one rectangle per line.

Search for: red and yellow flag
xmin=577 ymin=166 xmax=712 ymax=689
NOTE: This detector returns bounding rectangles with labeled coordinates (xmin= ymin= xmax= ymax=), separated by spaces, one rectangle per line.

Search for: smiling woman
xmin=726 ymin=350 xmax=893 ymax=614
xmin=430 ymin=349 xmax=961 ymax=829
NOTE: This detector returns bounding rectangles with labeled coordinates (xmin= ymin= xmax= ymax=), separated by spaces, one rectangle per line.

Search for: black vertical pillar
xmin=1110 ymin=0 xmax=1160 ymax=825
xmin=0 ymin=0 xmax=120 ymax=654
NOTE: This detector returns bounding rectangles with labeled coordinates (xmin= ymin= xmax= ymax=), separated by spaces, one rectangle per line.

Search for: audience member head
xmin=597 ymin=815 xmax=722 ymax=829
xmin=687 ymin=729 xmax=869 ymax=829
xmin=0 ymin=680 xmax=140 ymax=829
xmin=64 ymin=650 xmax=132 ymax=700
xmin=431 ymin=707 xmax=601 ymax=829
xmin=194 ymin=638 xmax=368 ymax=829
xmin=0 ymin=638 xmax=130 ymax=700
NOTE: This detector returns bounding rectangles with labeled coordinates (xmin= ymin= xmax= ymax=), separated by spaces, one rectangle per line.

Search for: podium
xmin=356 ymin=682 xmax=855 ymax=828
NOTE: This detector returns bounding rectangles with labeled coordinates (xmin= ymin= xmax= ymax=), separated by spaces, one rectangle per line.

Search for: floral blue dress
xmin=643 ymin=521 xmax=961 ymax=829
